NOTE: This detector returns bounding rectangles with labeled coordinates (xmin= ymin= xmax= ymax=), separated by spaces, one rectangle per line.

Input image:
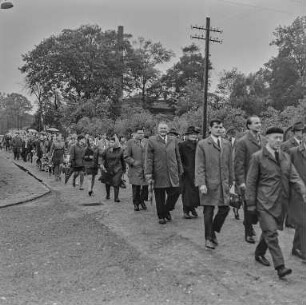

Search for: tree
xmin=162 ymin=44 xmax=205 ymax=96
xmin=0 ymin=93 xmax=33 ymax=130
xmin=125 ymin=37 xmax=174 ymax=107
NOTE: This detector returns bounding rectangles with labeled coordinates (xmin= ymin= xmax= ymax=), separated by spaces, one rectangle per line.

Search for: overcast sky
xmin=0 ymin=0 xmax=305 ymax=100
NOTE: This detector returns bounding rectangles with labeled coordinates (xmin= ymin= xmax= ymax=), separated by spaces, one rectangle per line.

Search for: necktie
xmin=275 ymin=151 xmax=280 ymax=165
xmin=217 ymin=138 xmax=221 ymax=149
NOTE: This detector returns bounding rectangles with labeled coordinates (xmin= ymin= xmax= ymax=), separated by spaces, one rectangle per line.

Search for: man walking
xmin=235 ymin=115 xmax=266 ymax=243
xmin=179 ymin=126 xmax=200 ymax=219
xmin=289 ymin=127 xmax=306 ymax=263
xmin=125 ymin=128 xmax=148 ymax=211
xmin=246 ymin=127 xmax=306 ymax=278
xmin=145 ymin=122 xmax=183 ymax=224
xmin=195 ymin=119 xmax=233 ymax=249
xmin=281 ymin=121 xmax=303 ymax=152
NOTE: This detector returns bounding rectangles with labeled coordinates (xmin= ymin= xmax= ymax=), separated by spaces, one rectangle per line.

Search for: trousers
xmin=203 ymin=205 xmax=230 ymax=241
xmin=292 ymin=225 xmax=306 ymax=257
xmin=255 ymin=210 xmax=284 ymax=269
xmin=132 ymin=185 xmax=148 ymax=206
xmin=154 ymin=187 xmax=180 ymax=219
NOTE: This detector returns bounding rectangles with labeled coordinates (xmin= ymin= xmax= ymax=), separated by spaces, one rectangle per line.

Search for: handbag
xmin=229 ymin=192 xmax=243 ymax=209
xmin=99 ymin=169 xmax=111 ymax=184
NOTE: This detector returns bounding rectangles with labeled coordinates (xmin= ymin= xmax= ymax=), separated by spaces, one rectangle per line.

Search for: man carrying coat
xmin=195 ymin=119 xmax=234 ymax=249
xmin=235 ymin=115 xmax=266 ymax=243
xmin=145 ymin=122 xmax=183 ymax=225
xmin=124 ymin=128 xmax=148 ymax=211
xmin=246 ymin=127 xmax=306 ymax=278
xmin=289 ymin=127 xmax=306 ymax=263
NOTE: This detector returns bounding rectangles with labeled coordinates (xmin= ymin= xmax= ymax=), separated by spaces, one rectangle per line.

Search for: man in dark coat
xmin=145 ymin=122 xmax=183 ymax=224
xmin=281 ymin=121 xmax=303 ymax=153
xmin=246 ymin=127 xmax=306 ymax=278
xmin=124 ymin=128 xmax=148 ymax=211
xmin=235 ymin=115 xmax=266 ymax=243
xmin=289 ymin=128 xmax=306 ymax=262
xmin=179 ymin=126 xmax=200 ymax=219
xmin=195 ymin=119 xmax=234 ymax=250
xmin=11 ymin=132 xmax=23 ymax=160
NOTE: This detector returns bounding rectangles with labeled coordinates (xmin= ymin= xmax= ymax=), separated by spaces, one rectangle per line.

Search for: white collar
xmin=211 ymin=134 xmax=221 ymax=144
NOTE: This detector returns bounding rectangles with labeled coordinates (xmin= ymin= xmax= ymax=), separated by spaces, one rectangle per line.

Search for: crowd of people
xmin=2 ymin=116 xmax=306 ymax=279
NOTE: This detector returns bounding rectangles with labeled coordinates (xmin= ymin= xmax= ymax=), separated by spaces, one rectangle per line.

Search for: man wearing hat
xmin=281 ymin=121 xmax=304 ymax=228
xmin=281 ymin=121 xmax=304 ymax=152
xmin=246 ymin=127 xmax=306 ymax=278
xmin=288 ymin=127 xmax=306 ymax=263
xmin=179 ymin=126 xmax=200 ymax=219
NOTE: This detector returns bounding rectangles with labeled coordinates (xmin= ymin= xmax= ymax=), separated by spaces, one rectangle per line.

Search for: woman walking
xmin=50 ymin=134 xmax=65 ymax=181
xmin=101 ymin=137 xmax=126 ymax=202
xmin=84 ymin=137 xmax=99 ymax=196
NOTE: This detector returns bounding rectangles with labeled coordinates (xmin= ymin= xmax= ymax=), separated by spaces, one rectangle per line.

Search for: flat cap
xmin=266 ymin=127 xmax=284 ymax=135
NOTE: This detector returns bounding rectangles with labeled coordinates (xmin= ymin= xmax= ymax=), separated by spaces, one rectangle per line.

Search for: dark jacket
xmin=179 ymin=139 xmax=200 ymax=207
xmin=195 ymin=136 xmax=233 ymax=206
xmin=70 ymin=143 xmax=86 ymax=168
xmin=144 ymin=135 xmax=183 ymax=188
xmin=246 ymin=147 xmax=306 ymax=227
xmin=83 ymin=146 xmax=99 ymax=170
xmin=281 ymin=137 xmax=299 ymax=153
xmin=124 ymin=138 xmax=148 ymax=186
xmin=234 ymin=131 xmax=266 ymax=186
xmin=102 ymin=146 xmax=126 ymax=187
xmin=288 ymin=146 xmax=306 ymax=227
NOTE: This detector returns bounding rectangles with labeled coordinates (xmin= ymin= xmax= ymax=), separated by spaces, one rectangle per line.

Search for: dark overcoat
xmin=195 ymin=136 xmax=233 ymax=206
xmin=288 ymin=146 xmax=306 ymax=227
xmin=281 ymin=137 xmax=299 ymax=153
xmin=144 ymin=135 xmax=183 ymax=188
xmin=179 ymin=139 xmax=200 ymax=208
xmin=124 ymin=138 xmax=148 ymax=186
xmin=246 ymin=147 xmax=306 ymax=228
xmin=70 ymin=143 xmax=86 ymax=168
xmin=83 ymin=146 xmax=99 ymax=175
xmin=234 ymin=131 xmax=266 ymax=186
xmin=102 ymin=146 xmax=126 ymax=187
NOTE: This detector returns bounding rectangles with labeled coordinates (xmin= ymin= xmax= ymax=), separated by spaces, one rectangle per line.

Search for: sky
xmin=0 ymin=0 xmax=305 ymax=102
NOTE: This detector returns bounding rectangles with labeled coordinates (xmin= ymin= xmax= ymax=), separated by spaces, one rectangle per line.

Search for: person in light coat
xmin=195 ymin=118 xmax=234 ymax=250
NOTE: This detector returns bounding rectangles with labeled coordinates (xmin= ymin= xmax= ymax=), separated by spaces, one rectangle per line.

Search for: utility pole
xmin=191 ymin=17 xmax=222 ymax=137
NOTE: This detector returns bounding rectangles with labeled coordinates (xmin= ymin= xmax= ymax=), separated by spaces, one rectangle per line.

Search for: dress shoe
xmin=134 ymin=204 xmax=140 ymax=211
xmin=255 ymin=255 xmax=271 ymax=267
xmin=165 ymin=212 xmax=172 ymax=221
xmin=205 ymin=240 xmax=215 ymax=249
xmin=245 ymin=236 xmax=256 ymax=244
xmin=211 ymin=233 xmax=218 ymax=246
xmin=292 ymin=248 xmax=306 ymax=260
xmin=88 ymin=190 xmax=93 ymax=196
xmin=183 ymin=212 xmax=192 ymax=219
xmin=158 ymin=218 xmax=166 ymax=225
xmin=140 ymin=202 xmax=147 ymax=210
xmin=114 ymin=199 xmax=120 ymax=202
xmin=191 ymin=209 xmax=198 ymax=218
xmin=277 ymin=266 xmax=292 ymax=278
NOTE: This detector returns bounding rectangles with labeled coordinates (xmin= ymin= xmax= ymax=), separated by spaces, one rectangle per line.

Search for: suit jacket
xmin=195 ymin=136 xmax=233 ymax=206
xmin=124 ymin=138 xmax=148 ymax=186
xmin=144 ymin=135 xmax=183 ymax=188
xmin=289 ymin=146 xmax=306 ymax=226
xmin=234 ymin=131 xmax=266 ymax=186
xmin=281 ymin=137 xmax=299 ymax=153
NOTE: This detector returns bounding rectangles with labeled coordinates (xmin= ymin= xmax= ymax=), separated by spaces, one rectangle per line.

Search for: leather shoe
xmin=205 ymin=240 xmax=215 ymax=249
xmin=277 ymin=266 xmax=292 ymax=278
xmin=183 ymin=212 xmax=192 ymax=219
xmin=255 ymin=255 xmax=271 ymax=267
xmin=158 ymin=218 xmax=166 ymax=225
xmin=245 ymin=236 xmax=256 ymax=244
xmin=140 ymin=202 xmax=147 ymax=210
xmin=292 ymin=248 xmax=306 ymax=260
xmin=191 ymin=209 xmax=198 ymax=218
xmin=165 ymin=212 xmax=172 ymax=221
xmin=134 ymin=204 xmax=140 ymax=211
